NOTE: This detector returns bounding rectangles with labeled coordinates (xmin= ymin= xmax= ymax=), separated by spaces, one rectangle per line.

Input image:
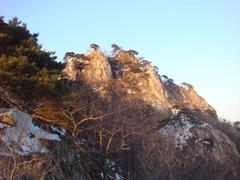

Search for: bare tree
xmin=58 ymin=89 xmax=160 ymax=179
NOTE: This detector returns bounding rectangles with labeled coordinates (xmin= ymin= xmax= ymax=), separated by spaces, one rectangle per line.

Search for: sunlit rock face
xmin=62 ymin=57 xmax=81 ymax=81
xmin=63 ymin=50 xmax=113 ymax=98
xmin=111 ymin=51 xmax=171 ymax=120
xmin=179 ymin=85 xmax=215 ymax=112
xmin=163 ymin=81 xmax=215 ymax=113
xmin=83 ymin=50 xmax=112 ymax=88
xmin=63 ymin=50 xmax=112 ymax=85
xmin=113 ymin=50 xmax=139 ymax=64
xmin=63 ymin=49 xmax=216 ymax=121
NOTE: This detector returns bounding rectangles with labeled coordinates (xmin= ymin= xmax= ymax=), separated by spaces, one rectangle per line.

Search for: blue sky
xmin=1 ymin=0 xmax=240 ymax=121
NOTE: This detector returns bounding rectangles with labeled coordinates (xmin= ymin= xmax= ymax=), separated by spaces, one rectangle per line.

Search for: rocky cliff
xmin=63 ymin=50 xmax=215 ymax=120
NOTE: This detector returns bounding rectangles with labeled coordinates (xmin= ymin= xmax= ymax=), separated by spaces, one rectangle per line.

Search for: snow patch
xmin=200 ymin=122 xmax=208 ymax=128
xmin=105 ymin=159 xmax=123 ymax=180
xmin=0 ymin=109 xmax=61 ymax=156
xmin=171 ymin=108 xmax=180 ymax=117
xmin=50 ymin=126 xmax=66 ymax=136
xmin=160 ymin=113 xmax=194 ymax=150
xmin=203 ymin=140 xmax=211 ymax=145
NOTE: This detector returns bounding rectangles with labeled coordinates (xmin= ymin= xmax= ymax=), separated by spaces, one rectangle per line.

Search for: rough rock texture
xmin=160 ymin=110 xmax=239 ymax=156
xmin=63 ymin=50 xmax=215 ymax=121
xmin=112 ymin=53 xmax=171 ymax=120
xmin=83 ymin=50 xmax=112 ymax=88
xmin=159 ymin=110 xmax=240 ymax=179
xmin=0 ymin=114 xmax=15 ymax=126
xmin=113 ymin=50 xmax=139 ymax=64
xmin=63 ymin=50 xmax=112 ymax=98
xmin=63 ymin=50 xmax=112 ymax=87
xmin=164 ymin=81 xmax=215 ymax=112
xmin=180 ymin=85 xmax=215 ymax=112
xmin=62 ymin=56 xmax=82 ymax=81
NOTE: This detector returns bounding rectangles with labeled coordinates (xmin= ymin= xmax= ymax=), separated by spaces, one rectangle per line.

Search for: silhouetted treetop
xmin=111 ymin=44 xmax=122 ymax=53
xmin=127 ymin=49 xmax=139 ymax=56
xmin=90 ymin=43 xmax=100 ymax=51
xmin=182 ymin=82 xmax=194 ymax=89
xmin=64 ymin=52 xmax=75 ymax=60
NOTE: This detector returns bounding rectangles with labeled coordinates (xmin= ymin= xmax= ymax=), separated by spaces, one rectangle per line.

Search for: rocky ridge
xmin=63 ymin=49 xmax=215 ymax=119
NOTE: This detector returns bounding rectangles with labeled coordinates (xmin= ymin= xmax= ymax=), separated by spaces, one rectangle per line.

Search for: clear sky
xmin=1 ymin=0 xmax=240 ymax=122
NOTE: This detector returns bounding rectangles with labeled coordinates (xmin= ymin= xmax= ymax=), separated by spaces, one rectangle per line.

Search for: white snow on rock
xmin=0 ymin=109 xmax=61 ymax=156
xmin=159 ymin=113 xmax=194 ymax=150
xmin=105 ymin=159 xmax=123 ymax=180
xmin=50 ymin=125 xmax=66 ymax=136
xmin=171 ymin=108 xmax=180 ymax=117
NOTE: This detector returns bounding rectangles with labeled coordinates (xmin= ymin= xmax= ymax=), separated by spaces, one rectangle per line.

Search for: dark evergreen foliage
xmin=90 ymin=43 xmax=100 ymax=51
xmin=0 ymin=17 xmax=64 ymax=99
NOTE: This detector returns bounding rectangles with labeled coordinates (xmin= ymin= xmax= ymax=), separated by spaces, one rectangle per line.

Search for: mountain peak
xmin=63 ymin=48 xmax=215 ymax=121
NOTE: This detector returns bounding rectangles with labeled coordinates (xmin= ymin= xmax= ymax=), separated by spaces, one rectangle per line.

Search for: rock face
xmin=180 ymin=85 xmax=215 ymax=111
xmin=63 ymin=50 xmax=112 ymax=87
xmin=62 ymin=57 xmax=81 ymax=81
xmin=63 ymin=50 xmax=113 ymax=98
xmin=63 ymin=50 xmax=215 ymax=121
xmin=164 ymin=81 xmax=215 ymax=112
xmin=160 ymin=110 xmax=240 ymax=158
xmin=157 ymin=110 xmax=240 ymax=180
xmin=111 ymin=52 xmax=171 ymax=120
xmin=83 ymin=50 xmax=112 ymax=88
xmin=113 ymin=50 xmax=139 ymax=64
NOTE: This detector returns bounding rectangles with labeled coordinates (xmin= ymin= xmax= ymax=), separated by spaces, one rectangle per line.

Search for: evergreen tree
xmin=111 ymin=44 xmax=122 ymax=53
xmin=90 ymin=43 xmax=100 ymax=51
xmin=0 ymin=17 xmax=64 ymax=99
